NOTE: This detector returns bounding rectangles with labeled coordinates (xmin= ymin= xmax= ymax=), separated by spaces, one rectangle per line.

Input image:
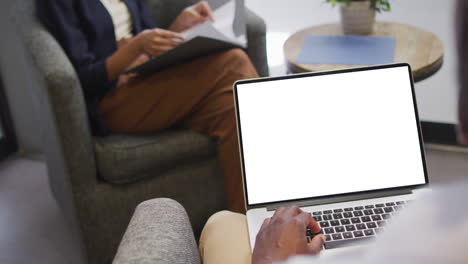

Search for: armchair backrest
xmin=10 ymin=0 xmax=98 ymax=233
xmin=142 ymin=0 xmax=233 ymax=29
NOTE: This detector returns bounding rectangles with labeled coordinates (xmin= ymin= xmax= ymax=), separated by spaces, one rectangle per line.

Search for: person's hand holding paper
xmin=124 ymin=0 xmax=247 ymax=75
xmin=169 ymin=1 xmax=215 ymax=33
xmin=178 ymin=0 xmax=247 ymax=45
xmin=136 ymin=29 xmax=185 ymax=57
xmin=124 ymin=1 xmax=216 ymax=61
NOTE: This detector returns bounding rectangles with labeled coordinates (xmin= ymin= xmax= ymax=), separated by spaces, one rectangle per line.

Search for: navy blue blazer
xmin=37 ymin=0 xmax=157 ymax=135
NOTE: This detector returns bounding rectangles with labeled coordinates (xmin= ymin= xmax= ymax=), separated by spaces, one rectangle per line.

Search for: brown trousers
xmin=99 ymin=49 xmax=259 ymax=213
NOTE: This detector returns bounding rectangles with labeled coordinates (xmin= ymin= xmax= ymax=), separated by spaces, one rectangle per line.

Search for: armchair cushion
xmin=113 ymin=198 xmax=201 ymax=264
xmin=95 ymin=130 xmax=216 ymax=184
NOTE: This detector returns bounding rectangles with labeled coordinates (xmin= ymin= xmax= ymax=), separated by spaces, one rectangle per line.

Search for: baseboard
xmin=420 ymin=121 xmax=459 ymax=146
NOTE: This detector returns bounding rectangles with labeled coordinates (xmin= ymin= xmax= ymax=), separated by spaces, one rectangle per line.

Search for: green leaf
xmin=383 ymin=2 xmax=391 ymax=11
xmin=325 ymin=0 xmax=391 ymax=11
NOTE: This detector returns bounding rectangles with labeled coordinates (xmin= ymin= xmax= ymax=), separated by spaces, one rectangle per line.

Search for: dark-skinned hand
xmin=252 ymin=206 xmax=326 ymax=264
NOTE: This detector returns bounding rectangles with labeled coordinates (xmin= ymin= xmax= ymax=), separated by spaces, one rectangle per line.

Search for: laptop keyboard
xmin=305 ymin=200 xmax=409 ymax=249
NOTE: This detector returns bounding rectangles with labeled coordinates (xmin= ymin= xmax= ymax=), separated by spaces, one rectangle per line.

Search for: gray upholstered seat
xmin=95 ymin=131 xmax=216 ymax=184
xmin=10 ymin=0 xmax=268 ymax=263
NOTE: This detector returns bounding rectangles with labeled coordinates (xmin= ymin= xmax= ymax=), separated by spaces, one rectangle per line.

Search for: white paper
xmin=180 ymin=0 xmax=246 ymax=46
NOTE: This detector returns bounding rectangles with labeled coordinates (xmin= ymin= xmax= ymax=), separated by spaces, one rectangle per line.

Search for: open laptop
xmin=233 ymin=63 xmax=429 ymax=255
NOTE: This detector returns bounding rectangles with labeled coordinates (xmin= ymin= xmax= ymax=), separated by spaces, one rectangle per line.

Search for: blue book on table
xmin=296 ymin=35 xmax=396 ymax=65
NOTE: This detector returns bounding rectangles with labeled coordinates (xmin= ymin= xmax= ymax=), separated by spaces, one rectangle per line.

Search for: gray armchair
xmin=11 ymin=0 xmax=268 ymax=263
xmin=113 ymin=198 xmax=203 ymax=264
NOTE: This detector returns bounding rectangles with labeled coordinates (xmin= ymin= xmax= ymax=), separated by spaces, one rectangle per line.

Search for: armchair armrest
xmin=245 ymin=7 xmax=269 ymax=77
xmin=113 ymin=198 xmax=201 ymax=264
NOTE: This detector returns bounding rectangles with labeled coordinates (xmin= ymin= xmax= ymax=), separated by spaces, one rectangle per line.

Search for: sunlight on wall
xmin=266 ymin=32 xmax=289 ymax=76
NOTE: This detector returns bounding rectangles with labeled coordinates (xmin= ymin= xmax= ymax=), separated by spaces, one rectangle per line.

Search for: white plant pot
xmin=340 ymin=1 xmax=376 ymax=35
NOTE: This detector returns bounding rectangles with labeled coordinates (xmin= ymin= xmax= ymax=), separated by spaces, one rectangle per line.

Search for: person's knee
xmin=211 ymin=48 xmax=258 ymax=79
xmin=225 ymin=48 xmax=258 ymax=78
xmin=206 ymin=210 xmax=242 ymax=225
xmin=200 ymin=210 xmax=247 ymax=245
xmin=200 ymin=210 xmax=251 ymax=264
xmin=226 ymin=48 xmax=249 ymax=60
xmin=219 ymin=48 xmax=251 ymax=68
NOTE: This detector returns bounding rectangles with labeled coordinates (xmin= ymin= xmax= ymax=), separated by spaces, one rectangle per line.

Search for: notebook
xmin=296 ymin=35 xmax=396 ymax=65
xmin=233 ymin=63 xmax=429 ymax=256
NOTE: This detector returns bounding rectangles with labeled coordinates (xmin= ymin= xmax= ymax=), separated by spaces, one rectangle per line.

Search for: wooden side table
xmin=283 ymin=22 xmax=444 ymax=82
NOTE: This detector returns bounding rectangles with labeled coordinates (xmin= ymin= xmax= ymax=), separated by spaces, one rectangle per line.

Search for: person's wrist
xmin=131 ymin=34 xmax=144 ymax=54
xmin=252 ymin=254 xmax=273 ymax=264
xmin=252 ymin=247 xmax=275 ymax=264
xmin=169 ymin=18 xmax=182 ymax=32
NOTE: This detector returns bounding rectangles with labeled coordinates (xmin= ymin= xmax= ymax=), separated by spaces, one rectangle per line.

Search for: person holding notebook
xmin=37 ymin=0 xmax=258 ymax=213
xmin=199 ymin=0 xmax=468 ymax=263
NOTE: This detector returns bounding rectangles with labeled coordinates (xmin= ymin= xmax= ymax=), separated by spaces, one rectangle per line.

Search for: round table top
xmin=283 ymin=22 xmax=444 ymax=82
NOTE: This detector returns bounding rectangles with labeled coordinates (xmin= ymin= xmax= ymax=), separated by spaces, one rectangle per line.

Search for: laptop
xmin=233 ymin=63 xmax=429 ymax=255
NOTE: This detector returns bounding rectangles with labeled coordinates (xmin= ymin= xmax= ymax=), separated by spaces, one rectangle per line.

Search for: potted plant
xmin=326 ymin=0 xmax=391 ymax=35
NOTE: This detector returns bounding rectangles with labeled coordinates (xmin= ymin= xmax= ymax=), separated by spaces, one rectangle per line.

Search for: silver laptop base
xmin=266 ymin=188 xmax=412 ymax=211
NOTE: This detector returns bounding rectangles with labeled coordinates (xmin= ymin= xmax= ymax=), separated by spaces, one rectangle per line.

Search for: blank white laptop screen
xmin=235 ymin=65 xmax=427 ymax=206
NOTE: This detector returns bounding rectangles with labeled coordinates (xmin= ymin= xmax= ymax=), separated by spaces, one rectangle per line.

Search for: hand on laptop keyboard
xmin=252 ymin=205 xmax=326 ymax=264
xmin=309 ymin=200 xmax=410 ymax=249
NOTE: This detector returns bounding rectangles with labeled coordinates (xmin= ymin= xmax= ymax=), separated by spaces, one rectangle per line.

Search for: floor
xmin=0 ymin=156 xmax=84 ymax=264
xmin=1 ymin=0 xmax=466 ymax=263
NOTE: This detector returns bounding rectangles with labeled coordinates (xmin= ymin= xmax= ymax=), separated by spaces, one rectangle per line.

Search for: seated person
xmin=199 ymin=0 xmax=468 ymax=263
xmin=200 ymin=184 xmax=468 ymax=264
xmin=37 ymin=0 xmax=259 ymax=213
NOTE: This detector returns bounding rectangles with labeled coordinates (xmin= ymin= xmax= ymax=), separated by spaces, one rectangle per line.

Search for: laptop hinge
xmin=266 ymin=188 xmax=413 ymax=211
